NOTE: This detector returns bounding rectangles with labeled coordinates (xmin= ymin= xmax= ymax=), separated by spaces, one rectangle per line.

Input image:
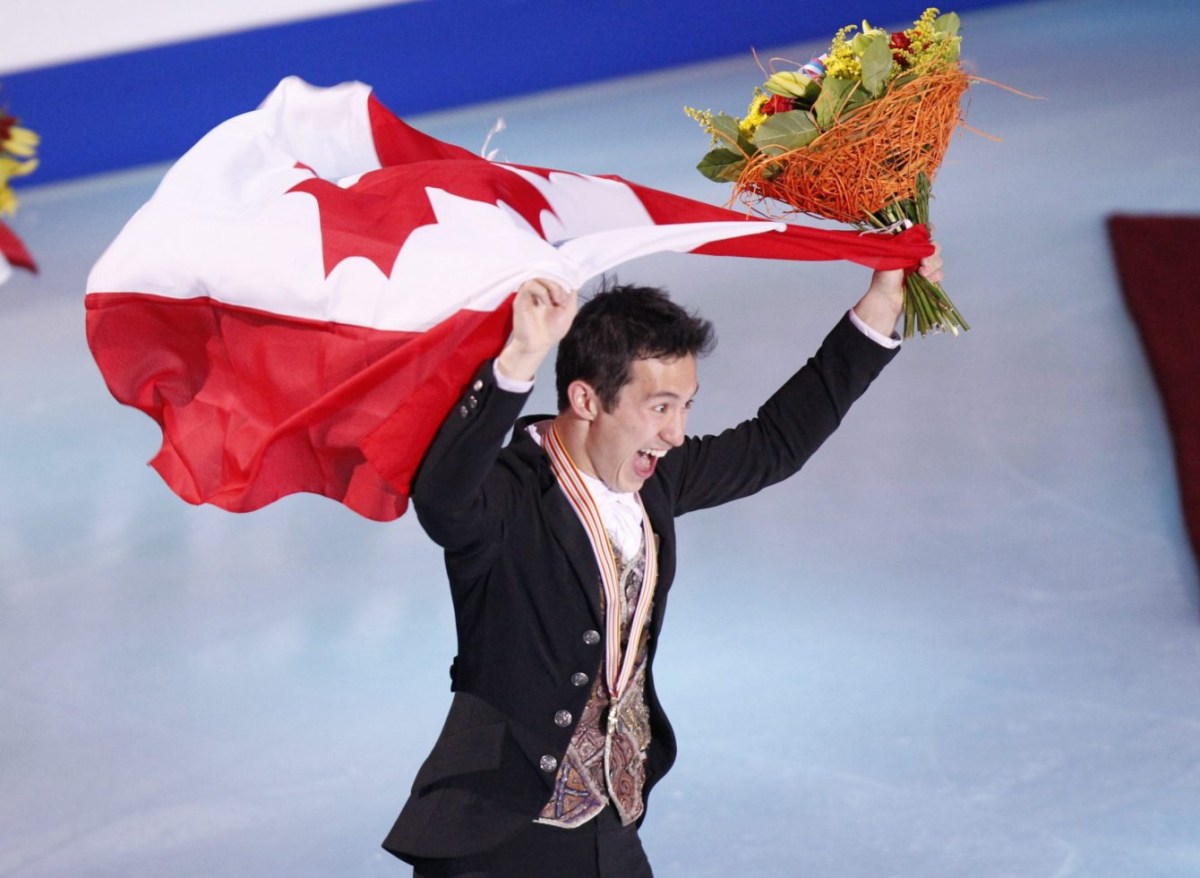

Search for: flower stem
xmin=867 ymin=172 xmax=968 ymax=338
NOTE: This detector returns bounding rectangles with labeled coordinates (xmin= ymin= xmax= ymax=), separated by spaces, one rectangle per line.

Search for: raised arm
xmin=663 ymin=243 xmax=945 ymax=514
xmin=412 ymin=279 xmax=577 ymax=550
xmin=496 ymin=278 xmax=578 ymax=381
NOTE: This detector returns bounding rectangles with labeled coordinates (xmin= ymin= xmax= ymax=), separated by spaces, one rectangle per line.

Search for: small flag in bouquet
xmin=688 ymin=8 xmax=973 ymax=337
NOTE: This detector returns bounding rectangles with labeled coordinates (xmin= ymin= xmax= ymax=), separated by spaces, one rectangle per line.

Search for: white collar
xmin=531 ymin=421 xmax=643 ymax=561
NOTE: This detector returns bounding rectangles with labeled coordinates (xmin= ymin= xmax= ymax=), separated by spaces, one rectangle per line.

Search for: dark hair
xmin=555 ymin=280 xmax=715 ymax=412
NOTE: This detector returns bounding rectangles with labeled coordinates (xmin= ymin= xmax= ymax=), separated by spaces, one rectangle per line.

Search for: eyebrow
xmin=647 ymin=386 xmax=700 ymax=402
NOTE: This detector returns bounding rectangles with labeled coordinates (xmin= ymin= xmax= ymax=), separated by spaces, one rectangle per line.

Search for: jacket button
xmin=473 ymin=379 xmax=484 ymax=391
xmin=467 ymin=395 xmax=478 ymax=408
xmin=539 ymin=755 xmax=558 ymax=773
xmin=582 ymin=630 xmax=600 ymax=646
xmin=554 ymin=710 xmax=573 ymax=728
xmin=571 ymin=672 xmax=589 ymax=687
xmin=458 ymin=405 xmax=469 ymax=418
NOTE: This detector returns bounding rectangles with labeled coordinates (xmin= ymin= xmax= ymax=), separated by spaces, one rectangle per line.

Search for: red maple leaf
xmin=287 ymin=160 xmax=563 ymax=277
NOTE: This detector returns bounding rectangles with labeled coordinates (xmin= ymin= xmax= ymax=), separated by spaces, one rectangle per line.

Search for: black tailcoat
xmin=383 ymin=314 xmax=896 ymax=863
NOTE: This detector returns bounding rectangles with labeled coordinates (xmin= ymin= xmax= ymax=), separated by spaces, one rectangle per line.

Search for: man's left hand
xmin=852 ymin=242 xmax=944 ymax=337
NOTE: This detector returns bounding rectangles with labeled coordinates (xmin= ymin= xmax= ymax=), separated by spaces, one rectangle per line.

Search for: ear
xmin=566 ymin=379 xmax=601 ymax=421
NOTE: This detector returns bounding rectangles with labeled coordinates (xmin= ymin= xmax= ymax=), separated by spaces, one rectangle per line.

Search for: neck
xmin=551 ymin=411 xmax=601 ymax=482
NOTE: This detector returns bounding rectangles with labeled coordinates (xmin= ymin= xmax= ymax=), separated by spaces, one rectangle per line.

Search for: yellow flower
xmin=825 ymin=24 xmax=863 ymax=80
xmin=738 ymin=93 xmax=770 ymax=137
xmin=904 ymin=7 xmax=961 ymax=68
xmin=684 ymin=105 xmax=714 ymax=130
xmin=0 ymin=183 xmax=17 ymax=216
xmin=0 ymin=112 xmax=39 ymax=216
xmin=0 ymin=154 xmax=38 ymax=181
xmin=1 ymin=123 xmax=39 ymax=159
xmin=825 ymin=52 xmax=862 ymax=80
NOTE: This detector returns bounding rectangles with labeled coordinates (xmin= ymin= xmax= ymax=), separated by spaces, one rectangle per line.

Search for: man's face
xmin=582 ymin=354 xmax=698 ymax=493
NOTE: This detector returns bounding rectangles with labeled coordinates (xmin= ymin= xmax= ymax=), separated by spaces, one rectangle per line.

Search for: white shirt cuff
xmin=848 ymin=308 xmax=901 ymax=350
xmin=493 ymin=360 xmax=536 ymax=394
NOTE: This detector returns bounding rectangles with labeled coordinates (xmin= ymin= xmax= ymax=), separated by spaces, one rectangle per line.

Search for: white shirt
xmin=523 ymin=420 xmax=644 ymax=562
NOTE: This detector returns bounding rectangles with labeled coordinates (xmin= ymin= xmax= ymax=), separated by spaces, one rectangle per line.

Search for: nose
xmin=661 ymin=411 xmax=687 ymax=447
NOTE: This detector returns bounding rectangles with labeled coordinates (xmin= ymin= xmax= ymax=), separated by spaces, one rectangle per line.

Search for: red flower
xmin=890 ymin=31 xmax=913 ymax=66
xmin=762 ymin=94 xmax=796 ymax=116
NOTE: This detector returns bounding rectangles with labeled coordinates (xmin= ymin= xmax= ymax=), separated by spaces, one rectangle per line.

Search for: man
xmin=383 ymin=250 xmax=943 ymax=876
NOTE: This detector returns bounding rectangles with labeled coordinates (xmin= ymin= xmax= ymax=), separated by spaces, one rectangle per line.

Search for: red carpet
xmin=1108 ymin=214 xmax=1200 ymax=569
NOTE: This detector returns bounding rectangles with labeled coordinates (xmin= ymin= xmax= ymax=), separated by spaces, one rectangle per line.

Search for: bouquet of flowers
xmin=0 ymin=104 xmax=40 ymax=281
xmin=687 ymin=8 xmax=970 ymax=337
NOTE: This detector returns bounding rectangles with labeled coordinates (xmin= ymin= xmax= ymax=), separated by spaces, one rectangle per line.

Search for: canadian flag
xmin=86 ymin=77 xmax=933 ymax=521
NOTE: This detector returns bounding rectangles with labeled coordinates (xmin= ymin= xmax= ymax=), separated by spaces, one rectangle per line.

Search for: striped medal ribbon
xmin=544 ymin=423 xmax=658 ymax=700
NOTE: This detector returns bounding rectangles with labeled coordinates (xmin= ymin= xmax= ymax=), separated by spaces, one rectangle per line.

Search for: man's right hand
xmin=496 ymin=278 xmax=578 ymax=382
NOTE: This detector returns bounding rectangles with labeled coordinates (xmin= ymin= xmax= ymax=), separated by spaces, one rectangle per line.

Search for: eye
xmin=652 ymin=404 xmax=668 ymax=414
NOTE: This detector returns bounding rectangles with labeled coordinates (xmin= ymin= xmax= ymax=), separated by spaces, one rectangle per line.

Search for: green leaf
xmin=813 ymin=77 xmax=857 ymax=129
xmin=933 ymin=12 xmax=962 ymax=61
xmin=751 ymin=110 xmax=820 ymax=153
xmin=706 ymin=113 xmax=741 ymax=148
xmin=707 ymin=111 xmax=758 ymax=155
xmin=696 ymin=148 xmax=747 ymax=182
xmin=934 ymin=12 xmax=961 ymax=37
xmin=840 ymin=86 xmax=874 ymax=119
xmin=765 ymin=71 xmax=819 ymax=103
xmin=859 ymin=33 xmax=893 ymax=97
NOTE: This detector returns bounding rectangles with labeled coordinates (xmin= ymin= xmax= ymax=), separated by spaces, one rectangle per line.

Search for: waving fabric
xmin=85 ymin=76 xmax=932 ymax=521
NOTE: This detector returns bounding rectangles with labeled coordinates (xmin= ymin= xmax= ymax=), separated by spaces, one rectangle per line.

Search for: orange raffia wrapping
xmin=735 ymin=67 xmax=970 ymax=224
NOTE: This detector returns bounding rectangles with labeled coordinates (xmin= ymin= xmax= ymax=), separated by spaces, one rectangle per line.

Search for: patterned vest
xmin=536 ymin=536 xmax=653 ymax=827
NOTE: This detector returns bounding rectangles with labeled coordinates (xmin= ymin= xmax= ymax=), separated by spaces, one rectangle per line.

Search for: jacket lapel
xmin=511 ymin=418 xmax=605 ymax=626
xmin=514 ymin=415 xmax=678 ymax=630
xmin=542 ymin=473 xmax=604 ymax=626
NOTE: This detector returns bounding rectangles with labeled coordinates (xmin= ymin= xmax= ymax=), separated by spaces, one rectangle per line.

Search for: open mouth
xmin=634 ymin=448 xmax=667 ymax=478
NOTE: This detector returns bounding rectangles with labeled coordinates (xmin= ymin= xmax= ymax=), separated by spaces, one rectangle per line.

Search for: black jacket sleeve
xmin=661 ymin=312 xmax=898 ymax=515
xmin=410 ymin=361 xmax=532 ymax=552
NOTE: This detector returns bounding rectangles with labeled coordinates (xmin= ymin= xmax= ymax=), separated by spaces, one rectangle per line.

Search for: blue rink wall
xmin=5 ymin=0 xmax=1021 ymax=184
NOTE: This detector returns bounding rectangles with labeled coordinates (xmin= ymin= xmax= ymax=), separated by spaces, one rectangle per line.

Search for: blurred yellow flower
xmin=0 ymin=112 xmax=40 ymax=216
xmin=2 ymin=122 xmax=39 ymax=158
